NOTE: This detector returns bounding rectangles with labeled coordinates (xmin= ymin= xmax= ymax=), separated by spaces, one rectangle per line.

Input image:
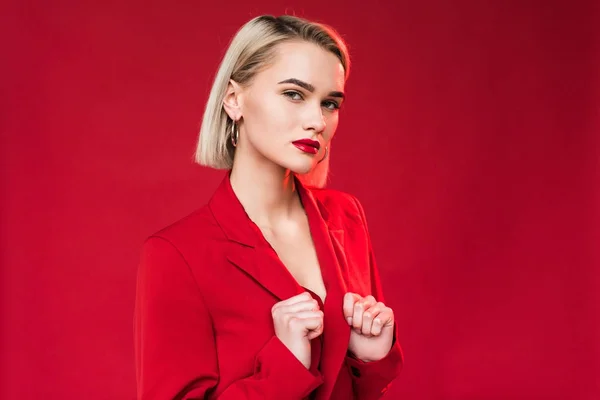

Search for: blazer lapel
xmin=210 ymin=173 xmax=352 ymax=397
xmin=209 ymin=173 xmax=303 ymax=302
xmin=225 ymin=245 xmax=303 ymax=301
xmin=298 ymin=181 xmax=351 ymax=400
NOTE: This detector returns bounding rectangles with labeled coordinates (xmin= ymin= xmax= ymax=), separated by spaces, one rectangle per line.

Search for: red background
xmin=1 ymin=1 xmax=598 ymax=399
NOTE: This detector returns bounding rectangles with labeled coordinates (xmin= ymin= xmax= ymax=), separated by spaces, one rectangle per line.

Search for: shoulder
xmin=310 ymin=186 xmax=357 ymax=206
xmin=308 ymin=186 xmax=367 ymax=225
xmin=145 ymin=204 xmax=222 ymax=252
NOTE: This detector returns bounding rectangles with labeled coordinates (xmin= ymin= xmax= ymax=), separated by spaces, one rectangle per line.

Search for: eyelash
xmin=283 ymin=90 xmax=340 ymax=111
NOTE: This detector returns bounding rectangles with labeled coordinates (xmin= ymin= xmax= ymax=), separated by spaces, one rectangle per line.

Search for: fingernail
xmin=346 ymin=317 xmax=352 ymax=325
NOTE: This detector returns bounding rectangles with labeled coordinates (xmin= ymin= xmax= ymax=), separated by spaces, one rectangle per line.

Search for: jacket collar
xmin=207 ymin=172 xmax=261 ymax=248
xmin=207 ymin=172 xmax=348 ymax=295
xmin=208 ymin=172 xmax=341 ymax=245
xmin=208 ymin=171 xmax=351 ymax=398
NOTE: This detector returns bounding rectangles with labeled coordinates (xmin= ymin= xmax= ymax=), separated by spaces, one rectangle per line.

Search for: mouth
xmin=292 ymin=139 xmax=321 ymax=155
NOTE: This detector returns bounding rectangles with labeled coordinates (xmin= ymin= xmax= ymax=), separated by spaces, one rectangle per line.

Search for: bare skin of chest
xmin=260 ymin=220 xmax=327 ymax=303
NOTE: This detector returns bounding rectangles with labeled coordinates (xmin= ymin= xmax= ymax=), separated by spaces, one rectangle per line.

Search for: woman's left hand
xmin=343 ymin=292 xmax=395 ymax=362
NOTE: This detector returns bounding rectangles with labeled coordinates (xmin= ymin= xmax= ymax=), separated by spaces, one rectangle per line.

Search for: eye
xmin=322 ymin=100 xmax=340 ymax=111
xmin=283 ymin=91 xmax=303 ymax=101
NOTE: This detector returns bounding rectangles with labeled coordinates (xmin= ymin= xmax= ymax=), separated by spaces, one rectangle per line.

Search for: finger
xmin=361 ymin=302 xmax=383 ymax=336
xmin=363 ymin=295 xmax=377 ymax=305
xmin=272 ymin=292 xmax=313 ymax=312
xmin=274 ymin=299 xmax=320 ymax=316
xmin=283 ymin=291 xmax=314 ymax=305
xmin=307 ymin=320 xmax=324 ymax=340
xmin=303 ymin=316 xmax=324 ymax=332
xmin=285 ymin=310 xmax=323 ymax=323
xmin=289 ymin=314 xmax=324 ymax=335
xmin=371 ymin=308 xmax=394 ymax=336
xmin=352 ymin=296 xmax=377 ymax=331
xmin=343 ymin=292 xmax=362 ymax=324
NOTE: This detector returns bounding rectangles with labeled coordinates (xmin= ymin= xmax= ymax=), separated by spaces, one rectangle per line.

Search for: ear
xmin=223 ymin=80 xmax=243 ymax=121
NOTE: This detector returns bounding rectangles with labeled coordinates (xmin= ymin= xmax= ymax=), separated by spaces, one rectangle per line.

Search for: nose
xmin=303 ymin=104 xmax=326 ymax=134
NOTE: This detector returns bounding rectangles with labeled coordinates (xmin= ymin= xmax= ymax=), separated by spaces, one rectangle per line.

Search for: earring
xmin=230 ymin=120 xmax=239 ymax=147
xmin=317 ymin=145 xmax=328 ymax=164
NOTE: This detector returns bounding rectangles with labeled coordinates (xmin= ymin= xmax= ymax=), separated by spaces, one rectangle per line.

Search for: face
xmin=225 ymin=40 xmax=346 ymax=174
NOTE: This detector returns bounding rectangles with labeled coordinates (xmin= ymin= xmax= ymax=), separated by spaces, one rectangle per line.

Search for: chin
xmin=280 ymin=159 xmax=314 ymax=175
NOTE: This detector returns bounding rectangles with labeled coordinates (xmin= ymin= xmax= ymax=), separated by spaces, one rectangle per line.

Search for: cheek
xmin=243 ymin=96 xmax=298 ymax=149
xmin=244 ymin=95 xmax=269 ymax=123
xmin=247 ymin=95 xmax=294 ymax=128
xmin=243 ymin=100 xmax=271 ymax=136
xmin=324 ymin=114 xmax=340 ymax=141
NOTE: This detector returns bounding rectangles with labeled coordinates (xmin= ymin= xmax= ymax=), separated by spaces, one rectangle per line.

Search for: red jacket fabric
xmin=134 ymin=173 xmax=403 ymax=399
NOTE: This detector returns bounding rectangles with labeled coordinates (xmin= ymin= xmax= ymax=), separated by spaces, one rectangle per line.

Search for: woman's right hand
xmin=271 ymin=292 xmax=324 ymax=369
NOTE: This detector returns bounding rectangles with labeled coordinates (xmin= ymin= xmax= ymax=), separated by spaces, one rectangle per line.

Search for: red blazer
xmin=134 ymin=174 xmax=403 ymax=399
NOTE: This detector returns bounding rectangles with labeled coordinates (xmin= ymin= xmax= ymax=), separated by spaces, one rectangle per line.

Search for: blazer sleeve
xmin=134 ymin=236 xmax=323 ymax=400
xmin=344 ymin=196 xmax=404 ymax=399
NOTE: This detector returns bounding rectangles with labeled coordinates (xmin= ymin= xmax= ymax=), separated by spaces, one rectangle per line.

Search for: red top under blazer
xmin=134 ymin=173 xmax=403 ymax=399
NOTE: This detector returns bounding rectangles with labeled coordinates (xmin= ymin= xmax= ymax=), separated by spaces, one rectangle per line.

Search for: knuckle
xmin=271 ymin=307 xmax=279 ymax=318
xmin=288 ymin=316 xmax=299 ymax=328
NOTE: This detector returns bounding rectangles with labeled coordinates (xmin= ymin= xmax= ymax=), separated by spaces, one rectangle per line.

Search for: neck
xmin=229 ymin=149 xmax=300 ymax=228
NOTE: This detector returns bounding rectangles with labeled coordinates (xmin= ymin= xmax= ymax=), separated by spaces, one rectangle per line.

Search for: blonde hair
xmin=195 ymin=15 xmax=350 ymax=188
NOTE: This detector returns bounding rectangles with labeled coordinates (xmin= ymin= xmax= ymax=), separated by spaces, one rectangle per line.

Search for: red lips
xmin=292 ymin=139 xmax=321 ymax=155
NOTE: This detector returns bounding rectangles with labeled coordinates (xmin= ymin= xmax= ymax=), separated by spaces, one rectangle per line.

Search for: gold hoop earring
xmin=317 ymin=145 xmax=328 ymax=164
xmin=230 ymin=120 xmax=239 ymax=147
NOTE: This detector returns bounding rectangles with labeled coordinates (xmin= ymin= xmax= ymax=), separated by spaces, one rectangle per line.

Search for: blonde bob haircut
xmin=195 ymin=15 xmax=350 ymax=188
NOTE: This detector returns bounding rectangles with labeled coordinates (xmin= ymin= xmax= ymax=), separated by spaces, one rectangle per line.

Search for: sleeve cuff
xmin=346 ymin=341 xmax=403 ymax=377
xmin=345 ymin=326 xmax=403 ymax=397
xmin=254 ymin=336 xmax=324 ymax=398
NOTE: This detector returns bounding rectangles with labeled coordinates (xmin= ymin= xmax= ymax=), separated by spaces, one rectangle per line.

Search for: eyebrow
xmin=278 ymin=78 xmax=345 ymax=99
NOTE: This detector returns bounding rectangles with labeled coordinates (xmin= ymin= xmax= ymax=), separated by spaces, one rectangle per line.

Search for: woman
xmin=134 ymin=14 xmax=403 ymax=400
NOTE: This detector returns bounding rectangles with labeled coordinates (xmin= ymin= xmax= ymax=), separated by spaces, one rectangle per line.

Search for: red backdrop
xmin=1 ymin=1 xmax=598 ymax=399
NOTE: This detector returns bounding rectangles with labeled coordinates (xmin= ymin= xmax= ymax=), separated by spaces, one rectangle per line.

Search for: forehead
xmin=256 ymin=40 xmax=345 ymax=91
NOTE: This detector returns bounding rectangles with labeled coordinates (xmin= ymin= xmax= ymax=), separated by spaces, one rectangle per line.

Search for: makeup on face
xmin=292 ymin=139 xmax=321 ymax=154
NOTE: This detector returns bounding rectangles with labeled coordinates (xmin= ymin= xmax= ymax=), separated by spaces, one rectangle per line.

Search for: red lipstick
xmin=292 ymin=139 xmax=320 ymax=155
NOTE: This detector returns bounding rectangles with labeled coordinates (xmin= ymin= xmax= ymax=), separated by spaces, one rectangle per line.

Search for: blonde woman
xmin=134 ymin=14 xmax=403 ymax=400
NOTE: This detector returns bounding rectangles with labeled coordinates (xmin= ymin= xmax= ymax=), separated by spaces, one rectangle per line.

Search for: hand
xmin=343 ymin=293 xmax=394 ymax=362
xmin=271 ymin=292 xmax=324 ymax=369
